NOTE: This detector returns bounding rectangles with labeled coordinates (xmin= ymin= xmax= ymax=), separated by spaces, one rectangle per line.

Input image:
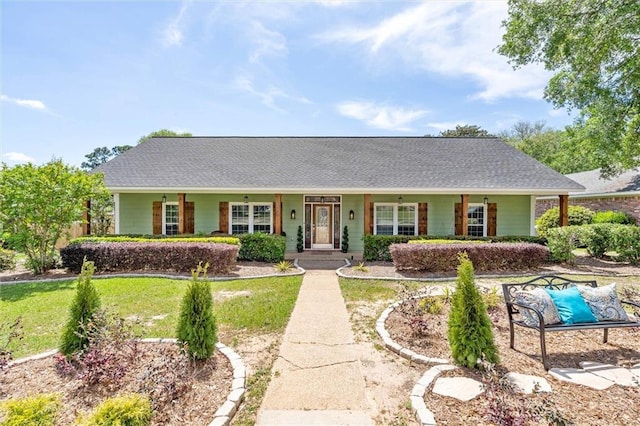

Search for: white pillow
xmin=577 ymin=283 xmax=629 ymax=322
xmin=514 ymin=288 xmax=561 ymax=327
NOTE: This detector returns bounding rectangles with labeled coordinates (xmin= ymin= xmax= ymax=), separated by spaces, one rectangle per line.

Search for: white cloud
xmin=235 ymin=75 xmax=311 ymax=113
xmin=2 ymin=152 xmax=36 ymax=164
xmin=248 ymin=21 xmax=288 ymax=64
xmin=162 ymin=0 xmax=190 ymax=47
xmin=318 ymin=1 xmax=550 ymax=102
xmin=337 ymin=101 xmax=428 ymax=131
xmin=1 ymin=94 xmax=48 ymax=111
xmin=426 ymin=121 xmax=466 ymax=132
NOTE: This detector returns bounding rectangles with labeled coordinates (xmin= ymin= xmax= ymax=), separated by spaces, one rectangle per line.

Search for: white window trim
xmin=229 ymin=202 xmax=273 ymax=234
xmin=373 ymin=203 xmax=418 ymax=236
xmin=467 ymin=203 xmax=487 ymax=237
xmin=162 ymin=202 xmax=179 ymax=235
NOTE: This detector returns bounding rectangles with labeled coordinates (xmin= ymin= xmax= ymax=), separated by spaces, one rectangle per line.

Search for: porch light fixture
xmin=244 ymin=195 xmax=249 ymax=204
xmin=349 ymin=210 xmax=355 ymax=220
xmin=484 ymin=197 xmax=489 ymax=205
xmin=320 ymin=195 xmax=325 ymax=203
xmin=398 ymin=196 xmax=403 ymax=205
xmin=162 ymin=194 xmax=167 ymax=204
xmin=290 ymin=209 xmax=296 ymax=220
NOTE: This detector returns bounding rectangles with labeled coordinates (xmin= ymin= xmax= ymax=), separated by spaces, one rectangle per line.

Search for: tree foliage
xmin=439 ymin=124 xmax=494 ymax=138
xmin=500 ymin=120 xmax=599 ymax=173
xmin=0 ymin=160 xmax=108 ymax=273
xmin=447 ymin=252 xmax=499 ymax=369
xmin=499 ymin=0 xmax=640 ymax=177
xmin=138 ymin=129 xmax=192 ymax=144
xmin=176 ymin=263 xmax=217 ymax=361
xmin=60 ymin=260 xmax=101 ymax=356
xmin=81 ymin=145 xmax=132 ymax=171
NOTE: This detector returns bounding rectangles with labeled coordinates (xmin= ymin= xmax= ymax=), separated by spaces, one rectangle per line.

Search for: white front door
xmin=312 ymin=204 xmax=333 ymax=249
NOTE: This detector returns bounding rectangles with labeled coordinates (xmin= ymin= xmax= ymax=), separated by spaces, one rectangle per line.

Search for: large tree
xmin=138 ymin=129 xmax=192 ymax=144
xmin=81 ymin=145 xmax=132 ymax=171
xmin=500 ymin=120 xmax=599 ymax=173
xmin=439 ymin=124 xmax=494 ymax=138
xmin=498 ymin=0 xmax=640 ymax=177
xmin=0 ymin=160 xmax=109 ymax=273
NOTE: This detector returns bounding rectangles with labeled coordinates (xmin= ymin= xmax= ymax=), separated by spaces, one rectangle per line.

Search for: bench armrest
xmin=508 ymin=301 xmax=546 ymax=328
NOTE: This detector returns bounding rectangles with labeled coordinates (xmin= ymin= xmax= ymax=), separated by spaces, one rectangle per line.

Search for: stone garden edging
xmin=375 ymin=297 xmax=449 ymax=365
xmin=8 ymin=339 xmax=247 ymax=426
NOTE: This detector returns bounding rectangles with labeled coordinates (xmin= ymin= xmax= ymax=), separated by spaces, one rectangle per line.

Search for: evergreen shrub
xmin=79 ymin=393 xmax=152 ymax=426
xmin=611 ymin=225 xmax=640 ymax=264
xmin=0 ymin=393 xmax=61 ymax=426
xmin=341 ymin=226 xmax=349 ymax=253
xmin=176 ymin=263 xmax=217 ymax=361
xmin=238 ymin=233 xmax=285 ymax=263
xmin=447 ymin=252 xmax=499 ymax=369
xmin=0 ymin=248 xmax=16 ymax=271
xmin=535 ymin=206 xmax=594 ymax=237
xmin=592 ymin=210 xmax=636 ymax=225
xmin=59 ymin=260 xmax=101 ymax=356
xmin=545 ymin=226 xmax=580 ymax=263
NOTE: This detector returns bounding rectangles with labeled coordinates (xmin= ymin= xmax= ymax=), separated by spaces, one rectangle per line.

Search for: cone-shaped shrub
xmin=447 ymin=252 xmax=499 ymax=369
xmin=176 ymin=262 xmax=217 ymax=361
xmin=59 ymin=260 xmax=101 ymax=356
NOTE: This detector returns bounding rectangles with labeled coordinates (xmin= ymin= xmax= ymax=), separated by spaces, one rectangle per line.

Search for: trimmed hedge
xmin=364 ymin=234 xmax=546 ymax=261
xmin=61 ymin=242 xmax=238 ymax=274
xmin=238 ymin=233 xmax=286 ymax=263
xmin=70 ymin=235 xmax=240 ymax=245
xmin=390 ymin=242 xmax=550 ymax=272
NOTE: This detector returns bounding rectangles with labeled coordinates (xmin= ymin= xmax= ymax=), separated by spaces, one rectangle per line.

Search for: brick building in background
xmin=536 ymin=168 xmax=640 ymax=223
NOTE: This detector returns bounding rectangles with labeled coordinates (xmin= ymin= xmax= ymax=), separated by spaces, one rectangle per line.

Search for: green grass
xmin=1 ymin=275 xmax=302 ymax=358
xmin=339 ymin=278 xmax=401 ymax=303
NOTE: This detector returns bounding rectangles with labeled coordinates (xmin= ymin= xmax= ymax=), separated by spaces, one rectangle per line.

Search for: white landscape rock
xmin=432 ymin=377 xmax=484 ymax=401
xmin=549 ymin=367 xmax=614 ymax=390
xmin=579 ymin=361 xmax=639 ymax=387
xmin=504 ymin=372 xmax=552 ymax=394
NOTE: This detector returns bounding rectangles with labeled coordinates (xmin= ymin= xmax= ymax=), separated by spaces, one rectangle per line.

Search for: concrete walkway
xmin=256 ymin=262 xmax=373 ymax=425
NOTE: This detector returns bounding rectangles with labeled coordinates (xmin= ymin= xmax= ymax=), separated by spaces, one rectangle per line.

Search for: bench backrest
xmin=502 ymin=275 xmax=597 ymax=313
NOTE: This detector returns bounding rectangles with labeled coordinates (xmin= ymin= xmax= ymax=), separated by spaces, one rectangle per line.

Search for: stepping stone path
xmin=579 ymin=361 xmax=640 ymax=387
xmin=549 ymin=367 xmax=615 ymax=390
xmin=505 ymin=372 xmax=552 ymax=394
xmin=432 ymin=377 xmax=484 ymax=402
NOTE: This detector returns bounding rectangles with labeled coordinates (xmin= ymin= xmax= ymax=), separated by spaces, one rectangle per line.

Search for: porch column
xmin=364 ymin=194 xmax=372 ymax=235
xmin=178 ymin=193 xmax=187 ymax=234
xmin=274 ymin=194 xmax=282 ymax=235
xmin=559 ymin=194 xmax=569 ymax=227
xmin=461 ymin=194 xmax=469 ymax=236
xmin=82 ymin=200 xmax=91 ymax=236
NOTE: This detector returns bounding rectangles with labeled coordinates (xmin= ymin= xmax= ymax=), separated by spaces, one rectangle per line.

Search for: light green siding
xmin=116 ymin=193 xmax=533 ymax=251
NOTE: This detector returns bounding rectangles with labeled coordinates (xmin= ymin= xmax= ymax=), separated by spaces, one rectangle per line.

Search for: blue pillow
xmin=544 ymin=286 xmax=598 ymax=324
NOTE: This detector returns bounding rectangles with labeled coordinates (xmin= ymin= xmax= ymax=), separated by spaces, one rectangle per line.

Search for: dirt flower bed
xmin=386 ymin=295 xmax=640 ymax=425
xmin=1 ymin=342 xmax=232 ymax=425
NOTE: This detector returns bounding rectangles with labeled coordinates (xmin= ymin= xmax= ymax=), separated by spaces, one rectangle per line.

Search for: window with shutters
xmin=163 ymin=203 xmax=179 ymax=235
xmin=230 ymin=203 xmax=272 ymax=234
xmin=374 ymin=203 xmax=417 ymax=236
xmin=467 ymin=204 xmax=486 ymax=237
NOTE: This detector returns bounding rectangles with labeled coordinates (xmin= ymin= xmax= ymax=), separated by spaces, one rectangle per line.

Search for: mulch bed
xmin=386 ymin=297 xmax=640 ymax=425
xmin=1 ymin=342 xmax=232 ymax=425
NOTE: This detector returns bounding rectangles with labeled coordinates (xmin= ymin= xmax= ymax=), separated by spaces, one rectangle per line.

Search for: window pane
xmin=231 ymin=205 xmax=249 ymax=234
xmin=397 ymin=206 xmax=416 ymax=235
xmin=467 ymin=206 xmax=484 ymax=237
xmin=253 ymin=205 xmax=272 ymax=233
xmin=375 ymin=205 xmax=394 ymax=235
xmin=165 ymin=205 xmax=179 ymax=235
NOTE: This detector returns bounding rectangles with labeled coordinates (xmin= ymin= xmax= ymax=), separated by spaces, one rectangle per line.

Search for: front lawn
xmin=1 ymin=275 xmax=303 ymax=358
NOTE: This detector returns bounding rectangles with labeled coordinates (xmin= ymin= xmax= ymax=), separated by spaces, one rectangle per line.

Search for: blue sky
xmin=1 ymin=0 xmax=572 ymax=167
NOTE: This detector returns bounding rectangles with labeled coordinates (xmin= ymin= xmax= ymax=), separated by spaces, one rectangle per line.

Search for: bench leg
xmin=603 ymin=328 xmax=609 ymax=343
xmin=539 ymin=328 xmax=550 ymax=371
xmin=509 ymin=322 xmax=515 ymax=349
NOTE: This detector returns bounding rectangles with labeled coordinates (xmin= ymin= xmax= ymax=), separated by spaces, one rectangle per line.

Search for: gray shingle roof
xmin=567 ymin=168 xmax=640 ymax=196
xmin=95 ymin=137 xmax=584 ymax=194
